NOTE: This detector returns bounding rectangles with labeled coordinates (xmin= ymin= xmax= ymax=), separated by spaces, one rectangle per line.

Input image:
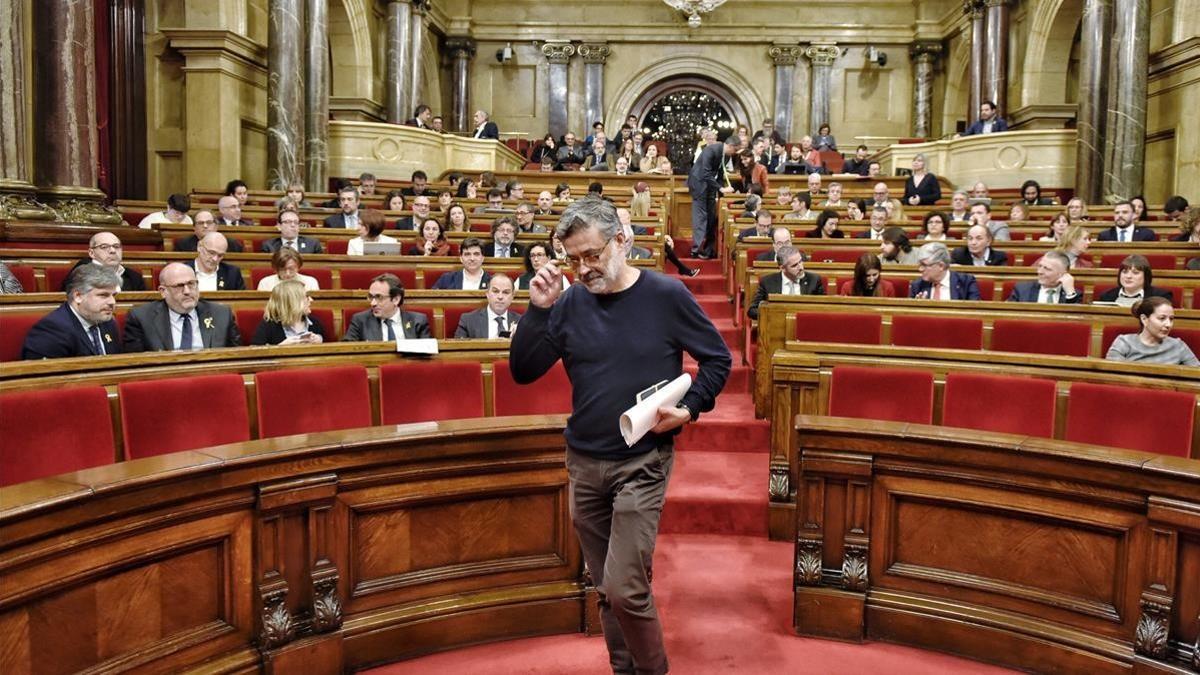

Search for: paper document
xmin=619 ymin=373 xmax=693 ymax=447
xmin=396 ymin=338 xmax=439 ymax=355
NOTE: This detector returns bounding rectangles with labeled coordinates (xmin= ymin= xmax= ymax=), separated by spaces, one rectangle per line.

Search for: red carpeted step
xmin=683 ymin=360 xmax=751 ymax=394
xmin=681 ymin=273 xmax=726 ymax=295
xmin=675 ymin=394 xmax=766 ymax=453
xmin=695 ymin=294 xmax=733 ymax=317
xmin=660 ymin=451 xmax=767 ymax=536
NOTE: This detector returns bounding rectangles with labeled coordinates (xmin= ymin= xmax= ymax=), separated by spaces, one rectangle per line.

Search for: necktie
xmin=285 ymin=240 xmax=295 ymax=250
xmin=1118 ymin=229 xmax=1127 ymax=242
xmin=385 ymin=319 xmax=396 ymax=342
xmin=933 ymin=284 xmax=943 ymax=300
xmin=89 ymin=325 xmax=104 ymax=355
xmin=180 ymin=314 xmax=193 ymax=350
xmin=495 ymin=316 xmax=507 ymax=337
xmin=1044 ymin=288 xmax=1057 ymax=304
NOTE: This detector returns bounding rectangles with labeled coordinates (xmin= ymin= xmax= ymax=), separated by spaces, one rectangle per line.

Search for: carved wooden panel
xmin=1175 ymin=535 xmax=1200 ymax=657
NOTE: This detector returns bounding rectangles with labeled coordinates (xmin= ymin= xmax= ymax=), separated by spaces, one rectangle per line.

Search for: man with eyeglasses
xmin=510 ymin=198 xmax=730 ymax=675
xmin=262 ymin=207 xmax=323 ymax=254
xmin=323 ymin=186 xmax=361 ymax=230
xmin=514 ymin=203 xmax=546 ymax=235
xmin=483 ymin=216 xmax=523 ymax=258
xmin=216 ymin=195 xmax=254 ymax=227
xmin=61 ymin=231 xmax=146 ymax=291
xmin=342 ymin=273 xmax=431 ymax=342
xmin=186 ymin=232 xmax=246 ymax=291
xmin=23 ymin=264 xmax=123 ymax=359
xmin=395 ymin=195 xmax=431 ymax=231
xmin=174 ymin=209 xmax=245 ymax=253
xmin=123 ymin=262 xmax=241 ymax=352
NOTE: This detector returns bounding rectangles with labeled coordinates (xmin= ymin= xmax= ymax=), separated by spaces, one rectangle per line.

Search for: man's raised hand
xmin=529 ymin=261 xmax=564 ymax=308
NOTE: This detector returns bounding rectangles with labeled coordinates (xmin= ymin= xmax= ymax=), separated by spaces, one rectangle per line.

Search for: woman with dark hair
xmin=516 ymin=241 xmax=569 ymax=290
xmin=1039 ymin=212 xmax=1071 ymax=242
xmin=437 ymin=189 xmax=454 ymax=212
xmin=530 ymin=133 xmax=558 ymax=165
xmin=224 ymin=179 xmax=249 ymax=206
xmin=383 ymin=190 xmax=406 ymax=212
xmin=555 ymin=182 xmax=573 ymax=203
xmin=251 ymin=280 xmax=326 ymax=346
xmin=1020 ymin=179 xmax=1052 ymax=206
xmin=805 ymin=209 xmax=844 ymax=238
xmin=445 ymin=203 xmax=470 ymax=232
xmin=879 ymin=226 xmax=919 ymax=265
xmin=846 ymin=198 xmax=867 ymax=221
xmin=813 ymin=123 xmax=837 ymax=152
xmin=1130 ymin=195 xmax=1147 ymax=222
xmin=407 ymin=217 xmax=452 ymax=256
xmin=840 ymin=252 xmax=895 ymax=297
xmin=1106 ymin=297 xmax=1198 ymax=366
xmin=738 ymin=149 xmax=770 ymax=194
xmin=1095 ymin=255 xmax=1175 ymax=306
xmin=920 ymin=211 xmax=951 ymax=241
xmin=347 ymin=209 xmax=397 ymax=256
xmin=455 ymin=179 xmax=478 ymax=199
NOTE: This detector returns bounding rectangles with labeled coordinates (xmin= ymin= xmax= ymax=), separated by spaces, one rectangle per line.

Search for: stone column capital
xmin=962 ymin=0 xmax=986 ymax=19
xmin=804 ymin=43 xmax=840 ymax=67
xmin=577 ymin=43 xmax=610 ymax=64
xmin=410 ymin=0 xmax=430 ymax=13
xmin=909 ymin=41 xmax=944 ymax=61
xmin=983 ymin=0 xmax=1011 ymax=7
xmin=769 ymin=44 xmax=802 ymax=66
xmin=446 ymin=36 xmax=476 ymax=59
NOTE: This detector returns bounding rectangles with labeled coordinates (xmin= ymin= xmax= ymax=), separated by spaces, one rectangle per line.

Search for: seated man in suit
xmin=323 ymin=185 xmax=361 ymax=230
xmin=342 ymin=272 xmax=432 ymax=341
xmin=1006 ymin=250 xmax=1081 ymax=304
xmin=432 ymin=237 xmax=492 ymax=290
xmin=748 ymin=246 xmax=825 ymax=320
xmin=123 ymin=262 xmax=241 ymax=352
xmin=909 ymin=242 xmax=981 ymax=300
xmin=175 ymin=210 xmax=245 ymax=253
xmin=483 ymin=216 xmax=523 ymax=258
xmin=216 ymin=195 xmax=254 ymax=227
xmin=472 ymin=109 xmax=499 ymax=139
xmin=22 ymin=265 xmax=122 ymax=359
xmin=756 ymin=226 xmax=793 ymax=263
xmin=1096 ymin=201 xmax=1158 ymax=242
xmin=968 ymin=202 xmax=1011 ymax=241
xmin=738 ymin=209 xmax=774 ymax=242
xmin=855 ymin=206 xmax=890 ymax=240
xmin=62 ymin=231 xmax=146 ymax=292
xmin=187 ymin=232 xmax=246 ymax=291
xmin=948 ymin=191 xmax=971 ymax=223
xmin=962 ymin=100 xmax=1009 ymax=135
xmin=473 ymin=188 xmax=510 ymax=214
xmin=515 ymin=202 xmax=547 ymax=235
xmin=357 ymin=172 xmax=377 ymax=197
xmin=395 ymin=194 xmax=431 ymax=231
xmin=454 ymin=274 xmax=522 ymax=339
xmin=535 ymin=191 xmax=559 ymax=216
xmin=262 ymin=207 xmax=323 ymax=254
xmin=869 ymin=182 xmax=905 ymax=221
xmin=951 ymin=224 xmax=1009 ymax=266
xmin=402 ymin=170 xmax=430 ymax=197
xmin=841 ymin=145 xmax=872 ymax=176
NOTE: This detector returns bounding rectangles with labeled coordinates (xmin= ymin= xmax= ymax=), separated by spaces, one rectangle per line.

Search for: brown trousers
xmin=566 ymin=445 xmax=674 ymax=675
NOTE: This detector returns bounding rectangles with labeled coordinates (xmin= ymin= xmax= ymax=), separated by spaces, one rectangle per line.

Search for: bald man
xmin=123 ymin=262 xmax=240 ymax=352
xmin=174 ymin=209 xmax=245 ymax=253
xmin=186 ymin=232 xmax=246 ymax=291
xmin=61 ymin=231 xmax=146 ymax=292
xmin=217 ymin=195 xmax=254 ymax=227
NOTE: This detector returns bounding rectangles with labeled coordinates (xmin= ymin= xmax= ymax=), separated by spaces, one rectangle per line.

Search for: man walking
xmin=686 ymin=133 xmax=741 ymax=259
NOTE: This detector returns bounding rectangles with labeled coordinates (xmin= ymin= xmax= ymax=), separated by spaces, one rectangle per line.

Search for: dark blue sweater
xmin=510 ymin=270 xmax=732 ymax=459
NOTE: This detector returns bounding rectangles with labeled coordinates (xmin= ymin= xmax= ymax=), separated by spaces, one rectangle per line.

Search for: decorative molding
xmin=445 ymin=36 xmax=476 ymax=60
xmin=909 ymin=41 xmax=944 ymax=62
xmin=45 ymin=198 xmax=123 ymax=225
xmin=841 ymin=544 xmax=868 ymax=592
xmin=795 ymin=538 xmax=823 ymax=586
xmin=768 ymin=468 xmax=789 ymax=502
xmin=1134 ymin=599 xmax=1171 ymax=659
xmin=962 ymin=0 xmax=986 ymax=20
xmin=0 ymin=193 xmax=55 ymax=220
xmin=541 ymin=41 xmax=576 ymax=65
xmin=576 ymin=43 xmax=610 ymax=64
xmin=804 ymin=43 xmax=840 ymax=67
xmin=769 ymin=45 xmax=802 ymax=66
xmin=983 ymin=0 xmax=1010 ymax=7
xmin=260 ymin=586 xmax=295 ymax=649
xmin=311 ymin=573 xmax=343 ymax=633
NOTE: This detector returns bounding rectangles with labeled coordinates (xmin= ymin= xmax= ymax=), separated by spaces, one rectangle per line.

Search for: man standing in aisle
xmin=511 ymin=198 xmax=731 ymax=675
xmin=687 ymin=133 xmax=741 ymax=259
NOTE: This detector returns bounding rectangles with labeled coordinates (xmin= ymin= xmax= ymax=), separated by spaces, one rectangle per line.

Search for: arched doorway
xmin=629 ymin=77 xmax=745 ymax=173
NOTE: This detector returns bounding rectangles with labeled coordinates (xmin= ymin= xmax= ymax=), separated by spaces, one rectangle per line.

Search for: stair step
xmin=684 ymin=356 xmax=751 ymax=393
xmin=661 ymin=451 xmax=767 ymax=537
xmin=681 ymin=273 xmax=727 ymax=295
xmin=675 ymin=392 xmax=765 ymax=451
xmin=696 ymin=295 xmax=733 ymax=317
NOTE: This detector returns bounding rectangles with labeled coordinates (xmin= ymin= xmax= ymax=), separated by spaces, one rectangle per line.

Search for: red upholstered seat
xmin=943 ymin=372 xmax=1057 ymax=438
xmin=309 ymin=307 xmax=336 ymax=339
xmin=828 ymin=365 xmax=934 ymax=424
xmin=255 ymin=365 xmax=372 ymax=438
xmin=422 ymin=268 xmax=455 ymax=287
xmin=379 ymin=361 xmax=485 ymax=424
xmin=119 ymin=374 xmax=250 ymax=459
xmin=45 ymin=266 xmax=75 ymax=292
xmin=0 ymin=386 xmax=115 ymax=486
xmin=339 ymin=268 xmax=417 ymax=291
xmin=991 ymin=319 xmax=1091 ymax=357
xmin=888 ymin=277 xmax=910 ymax=297
xmin=1173 ymin=328 xmax=1200 ymax=356
xmin=235 ymin=309 xmax=263 ymax=343
xmin=1065 ymin=382 xmax=1195 ymax=458
xmin=975 ymin=278 xmax=995 ymax=300
xmin=891 ymin=315 xmax=983 ymax=350
xmin=794 ymin=311 xmax=882 ymax=345
xmin=492 ymin=359 xmax=572 ymax=416
xmin=1100 ymin=254 xmax=1175 ymax=270
xmin=443 ymin=306 xmax=478 ymax=338
xmin=8 ymin=264 xmax=36 ymax=292
xmin=0 ymin=312 xmax=46 ymax=362
xmin=325 ymin=239 xmax=348 ymax=255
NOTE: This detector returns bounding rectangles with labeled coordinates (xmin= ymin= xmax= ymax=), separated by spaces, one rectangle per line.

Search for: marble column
xmin=305 ymin=0 xmax=329 ymax=192
xmin=31 ymin=0 xmax=118 ymax=223
xmin=577 ymin=43 xmax=609 ymax=132
xmin=0 ymin=0 xmax=52 ymax=219
xmin=910 ymin=42 xmax=942 ymax=138
xmin=446 ymin=37 xmax=476 ymax=132
xmin=542 ymin=42 xmax=577 ymax=141
xmin=983 ymin=0 xmax=1011 ymax=114
xmin=267 ymin=0 xmax=305 ymax=190
xmin=385 ymin=1 xmax=413 ymax=124
xmin=409 ymin=0 xmax=428 ymax=119
xmin=1103 ymin=0 xmax=1149 ymax=200
xmin=1075 ymin=0 xmax=1112 ymax=205
xmin=769 ymin=45 xmax=801 ymax=142
xmin=803 ymin=43 xmax=840 ymax=138
xmin=965 ymin=0 xmax=986 ymax=123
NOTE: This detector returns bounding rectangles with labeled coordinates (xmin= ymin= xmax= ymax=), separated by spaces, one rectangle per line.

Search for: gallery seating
xmin=0 ymin=386 xmax=115 ymax=486
xmin=119 ymin=374 xmax=251 ymax=459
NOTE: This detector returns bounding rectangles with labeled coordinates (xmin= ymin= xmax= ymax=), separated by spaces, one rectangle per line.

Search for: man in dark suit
xmin=688 ymin=133 xmax=742 ymax=258
xmin=395 ymin=194 xmax=431 ymax=231
xmin=61 ymin=231 xmax=146 ymax=292
xmin=216 ymin=195 xmax=254 ymax=227
xmin=342 ymin=273 xmax=432 ymax=341
xmin=405 ymin=104 xmax=432 ymax=129
xmin=123 ymin=262 xmax=241 ymax=352
xmin=747 ymin=246 xmax=825 ymax=320
xmin=454 ymin=274 xmax=522 ymax=338
xmin=962 ymin=100 xmax=1009 ymax=136
xmin=323 ymin=186 xmax=361 ymax=230
xmin=738 ymin=209 xmax=774 ymax=242
xmin=841 ymin=145 xmax=872 ymax=176
xmin=483 ymin=216 xmax=524 ymax=258
xmin=1006 ymin=251 xmax=1082 ymax=304
xmin=854 ymin=207 xmax=890 ymax=240
xmin=1096 ymin=201 xmax=1158 ymax=242
xmin=432 ymin=238 xmax=492 ymax=290
xmin=261 ymin=208 xmax=323 ymax=254
xmin=909 ymin=242 xmax=981 ymax=300
xmin=175 ymin=210 xmax=245 ymax=253
xmin=951 ymin=225 xmax=1009 ymax=266
xmin=22 ymin=265 xmax=122 ymax=359
xmin=755 ymin=227 xmax=792 ymax=263
xmin=472 ymin=109 xmax=499 ymax=139
xmin=186 ymin=232 xmax=246 ymax=291
xmin=401 ymin=170 xmax=430 ymax=197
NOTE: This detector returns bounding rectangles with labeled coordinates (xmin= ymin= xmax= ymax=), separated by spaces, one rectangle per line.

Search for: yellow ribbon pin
xmin=204 ymin=317 xmax=214 ymax=329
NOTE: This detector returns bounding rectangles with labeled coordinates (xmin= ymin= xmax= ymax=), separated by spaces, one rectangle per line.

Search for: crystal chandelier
xmin=663 ymin=0 xmax=729 ymax=28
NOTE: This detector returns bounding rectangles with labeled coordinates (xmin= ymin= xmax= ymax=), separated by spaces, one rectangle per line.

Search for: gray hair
xmin=724 ymin=134 xmax=745 ymax=149
xmin=916 ymin=242 xmax=951 ymax=267
xmin=952 ymin=190 xmax=968 ymax=200
xmin=775 ymin=245 xmax=803 ymax=266
xmin=66 ymin=263 xmax=120 ymax=298
xmin=744 ymin=194 xmax=762 ymax=212
xmin=1041 ymin=250 xmax=1071 ymax=269
xmin=556 ymin=196 xmax=621 ymax=241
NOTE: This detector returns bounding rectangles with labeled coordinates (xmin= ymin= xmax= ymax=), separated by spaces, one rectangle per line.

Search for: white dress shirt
xmin=461 ymin=271 xmax=484 ymax=290
xmin=195 ymin=268 xmax=218 ymax=292
xmin=169 ymin=309 xmax=203 ymax=350
xmin=487 ymin=307 xmax=511 ymax=338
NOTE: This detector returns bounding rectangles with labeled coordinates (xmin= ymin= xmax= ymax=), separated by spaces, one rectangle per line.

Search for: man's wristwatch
xmin=675 ymin=401 xmax=695 ymax=420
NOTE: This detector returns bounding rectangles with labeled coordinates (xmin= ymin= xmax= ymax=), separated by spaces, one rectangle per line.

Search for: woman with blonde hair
xmin=1053 ymin=224 xmax=1095 ymax=268
xmin=251 ymin=279 xmax=325 ymax=345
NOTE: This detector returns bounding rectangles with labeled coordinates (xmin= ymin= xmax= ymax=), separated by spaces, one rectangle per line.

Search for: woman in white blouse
xmin=346 ymin=209 xmax=397 ymax=256
xmin=257 ymin=247 xmax=319 ymax=292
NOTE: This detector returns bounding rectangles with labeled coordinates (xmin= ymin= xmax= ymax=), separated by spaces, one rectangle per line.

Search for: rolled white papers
xmin=619 ymin=373 xmax=693 ymax=447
